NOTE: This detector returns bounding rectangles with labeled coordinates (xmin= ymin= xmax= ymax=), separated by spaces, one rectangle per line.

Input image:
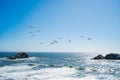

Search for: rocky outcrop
xmin=92 ymin=54 xmax=105 ymax=59
xmin=8 ymin=52 xmax=29 ymax=59
xmin=92 ymin=53 xmax=120 ymax=60
xmin=105 ymin=53 xmax=120 ymax=60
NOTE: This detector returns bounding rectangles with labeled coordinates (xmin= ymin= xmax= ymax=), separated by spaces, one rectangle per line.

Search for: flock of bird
xmin=28 ymin=26 xmax=93 ymax=45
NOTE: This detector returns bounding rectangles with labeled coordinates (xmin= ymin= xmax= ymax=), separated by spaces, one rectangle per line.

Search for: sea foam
xmin=0 ymin=64 xmax=98 ymax=80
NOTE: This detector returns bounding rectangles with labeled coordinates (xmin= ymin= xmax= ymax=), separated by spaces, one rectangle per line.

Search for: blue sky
xmin=0 ymin=0 xmax=120 ymax=53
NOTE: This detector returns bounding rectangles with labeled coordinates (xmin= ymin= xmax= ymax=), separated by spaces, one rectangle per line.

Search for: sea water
xmin=0 ymin=52 xmax=120 ymax=80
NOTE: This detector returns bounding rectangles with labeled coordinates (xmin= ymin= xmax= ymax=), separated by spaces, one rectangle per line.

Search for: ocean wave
xmin=0 ymin=65 xmax=99 ymax=80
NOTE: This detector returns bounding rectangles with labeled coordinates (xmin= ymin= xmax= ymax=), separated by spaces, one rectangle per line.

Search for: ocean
xmin=0 ymin=52 xmax=120 ymax=80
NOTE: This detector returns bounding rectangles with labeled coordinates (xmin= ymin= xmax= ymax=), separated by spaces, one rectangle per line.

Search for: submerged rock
xmin=8 ymin=52 xmax=29 ymax=59
xmin=49 ymin=64 xmax=55 ymax=67
xmin=92 ymin=53 xmax=120 ymax=60
xmin=8 ymin=56 xmax=16 ymax=59
xmin=69 ymin=66 xmax=73 ymax=68
xmin=28 ymin=64 xmax=35 ymax=66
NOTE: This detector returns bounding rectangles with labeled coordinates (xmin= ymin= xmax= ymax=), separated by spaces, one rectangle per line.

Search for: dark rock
xmin=28 ymin=64 xmax=34 ymax=66
xmin=105 ymin=53 xmax=120 ymax=60
xmin=69 ymin=66 xmax=73 ymax=68
xmin=15 ymin=52 xmax=29 ymax=59
xmin=49 ymin=64 xmax=54 ymax=67
xmin=8 ymin=52 xmax=29 ymax=59
xmin=92 ymin=53 xmax=120 ymax=60
xmin=92 ymin=54 xmax=105 ymax=60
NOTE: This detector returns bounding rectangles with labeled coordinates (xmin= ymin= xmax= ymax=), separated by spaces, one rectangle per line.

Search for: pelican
xmin=81 ymin=36 xmax=84 ymax=38
xmin=40 ymin=43 xmax=43 ymax=44
xmin=88 ymin=38 xmax=92 ymax=40
xmin=29 ymin=32 xmax=34 ymax=34
xmin=29 ymin=26 xmax=35 ymax=28
xmin=37 ymin=30 xmax=40 ymax=32
xmin=57 ymin=38 xmax=62 ymax=39
xmin=32 ymin=35 xmax=36 ymax=37
xmin=68 ymin=40 xmax=71 ymax=43
xmin=53 ymin=40 xmax=58 ymax=43
xmin=51 ymin=42 xmax=55 ymax=44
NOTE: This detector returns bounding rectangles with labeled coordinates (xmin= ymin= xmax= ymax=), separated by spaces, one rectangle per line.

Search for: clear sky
xmin=0 ymin=0 xmax=120 ymax=53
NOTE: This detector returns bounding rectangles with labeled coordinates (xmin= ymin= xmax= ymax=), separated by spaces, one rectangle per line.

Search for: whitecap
xmin=0 ymin=65 xmax=98 ymax=80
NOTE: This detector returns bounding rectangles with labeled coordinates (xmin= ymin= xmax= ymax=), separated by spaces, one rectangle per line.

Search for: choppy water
xmin=0 ymin=52 xmax=120 ymax=80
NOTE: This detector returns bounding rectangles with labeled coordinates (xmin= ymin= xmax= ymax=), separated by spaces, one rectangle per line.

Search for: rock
xmin=105 ymin=53 xmax=120 ymax=60
xmin=15 ymin=52 xmax=29 ymax=59
xmin=92 ymin=54 xmax=105 ymax=60
xmin=69 ymin=66 xmax=73 ymax=68
xmin=28 ymin=64 xmax=34 ymax=66
xmin=8 ymin=52 xmax=29 ymax=59
xmin=49 ymin=64 xmax=54 ymax=67
xmin=92 ymin=53 xmax=120 ymax=60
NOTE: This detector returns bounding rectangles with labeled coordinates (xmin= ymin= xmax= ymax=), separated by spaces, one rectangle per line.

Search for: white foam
xmin=0 ymin=65 xmax=98 ymax=80
xmin=0 ymin=65 xmax=33 ymax=72
xmin=77 ymin=76 xmax=98 ymax=80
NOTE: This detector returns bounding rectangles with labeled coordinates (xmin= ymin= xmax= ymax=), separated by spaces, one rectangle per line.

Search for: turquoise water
xmin=0 ymin=52 xmax=120 ymax=80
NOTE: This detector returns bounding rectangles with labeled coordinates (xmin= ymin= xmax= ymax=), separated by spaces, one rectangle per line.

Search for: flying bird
xmin=53 ymin=40 xmax=58 ymax=43
xmin=40 ymin=42 xmax=43 ymax=44
xmin=32 ymin=35 xmax=36 ymax=37
xmin=80 ymin=36 xmax=84 ymax=38
xmin=29 ymin=32 xmax=34 ymax=34
xmin=57 ymin=38 xmax=62 ymax=39
xmin=36 ymin=30 xmax=40 ymax=32
xmin=88 ymin=38 xmax=92 ymax=40
xmin=29 ymin=26 xmax=35 ymax=28
xmin=68 ymin=40 xmax=71 ymax=43
xmin=51 ymin=42 xmax=55 ymax=44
